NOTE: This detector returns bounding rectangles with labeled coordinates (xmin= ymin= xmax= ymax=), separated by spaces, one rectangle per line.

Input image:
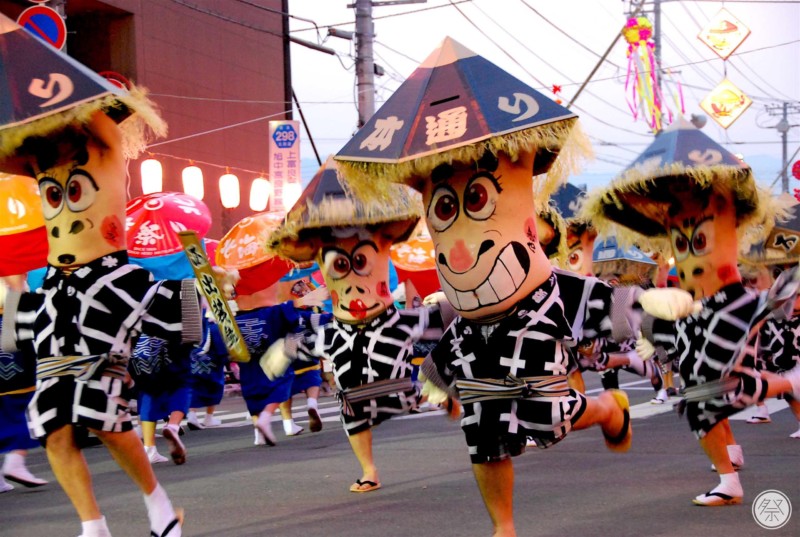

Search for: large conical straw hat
xmin=335 ymin=36 xmax=591 ymax=202
xmin=0 ymin=12 xmax=165 ymax=160
xmin=269 ymin=157 xmax=422 ymax=263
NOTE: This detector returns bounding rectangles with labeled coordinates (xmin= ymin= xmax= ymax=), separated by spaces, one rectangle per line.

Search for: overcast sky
xmin=286 ymin=0 xmax=800 ymax=192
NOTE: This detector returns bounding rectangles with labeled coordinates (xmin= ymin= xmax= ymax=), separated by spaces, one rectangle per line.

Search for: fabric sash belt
xmin=674 ymin=377 xmax=740 ymax=416
xmin=456 ymin=374 xmax=571 ymax=404
xmin=337 ymin=377 xmax=414 ymax=416
xmin=37 ymin=353 xmax=129 ymax=381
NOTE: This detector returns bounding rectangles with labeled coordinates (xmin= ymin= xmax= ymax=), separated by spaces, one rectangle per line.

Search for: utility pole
xmin=766 ymin=102 xmax=800 ymax=193
xmin=354 ymin=0 xmax=375 ymax=127
xmin=350 ymin=0 xmax=426 ymax=127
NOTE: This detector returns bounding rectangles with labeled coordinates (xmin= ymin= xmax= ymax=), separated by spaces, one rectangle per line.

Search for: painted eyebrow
xmin=353 ymin=240 xmax=379 ymax=253
xmin=68 ymin=169 xmax=100 ymax=191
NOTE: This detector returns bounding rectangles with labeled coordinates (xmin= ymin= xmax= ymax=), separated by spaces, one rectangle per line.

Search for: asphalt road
xmin=3 ymin=373 xmax=798 ymax=537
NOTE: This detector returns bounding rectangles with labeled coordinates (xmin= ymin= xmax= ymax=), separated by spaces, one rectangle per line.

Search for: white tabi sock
xmin=283 ymin=419 xmax=295 ymax=435
xmin=144 ymin=483 xmax=178 ymax=536
xmin=81 ymin=516 xmax=112 ymax=537
xmin=307 ymin=398 xmax=319 ymax=411
xmin=717 ymin=472 xmax=743 ymax=497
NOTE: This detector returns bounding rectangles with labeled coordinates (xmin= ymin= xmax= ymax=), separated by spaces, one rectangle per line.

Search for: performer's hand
xmin=423 ymin=291 xmax=457 ymax=327
xmin=446 ymin=398 xmax=462 ymax=421
xmin=635 ymin=334 xmax=656 ymax=361
xmin=260 ymin=339 xmax=291 ymax=380
xmin=638 ymin=288 xmax=695 ymax=320
xmin=211 ymin=267 xmax=239 ymax=300
xmin=420 ymin=375 xmax=450 ymax=406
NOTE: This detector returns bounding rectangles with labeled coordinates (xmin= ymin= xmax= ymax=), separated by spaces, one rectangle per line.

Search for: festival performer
xmin=186 ymin=315 xmax=226 ymax=430
xmin=0 ymin=23 xmax=234 ymax=536
xmin=584 ymin=117 xmax=800 ymax=506
xmin=276 ymin=271 xmax=325 ymax=436
xmin=744 ymin=209 xmax=800 ymax=435
xmin=129 ymin=336 xmax=193 ymax=465
xmin=264 ymin=158 xmax=446 ymax=494
xmin=332 ymin=38 xmax=692 ymax=535
xmin=203 ymin=278 xmax=328 ymax=446
xmin=0 ymin=280 xmax=48 ymax=493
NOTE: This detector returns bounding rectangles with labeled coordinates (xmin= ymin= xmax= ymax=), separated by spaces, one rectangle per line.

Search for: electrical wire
xmin=451 ymin=1 xmax=650 ymax=137
xmin=168 ymin=0 xmax=285 ymax=39
xmin=147 ymin=109 xmax=293 ymax=148
xmin=517 ymin=0 xmax=623 ymax=69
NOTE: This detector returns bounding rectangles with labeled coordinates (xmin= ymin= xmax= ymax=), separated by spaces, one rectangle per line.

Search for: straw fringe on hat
xmin=537 ymin=201 xmax=568 ymax=264
xmin=580 ymin=118 xmax=784 ymax=248
xmin=338 ymin=119 xmax=592 ymax=207
xmin=268 ymin=157 xmax=423 ymax=263
xmin=1 ymin=86 xmax=166 ymax=161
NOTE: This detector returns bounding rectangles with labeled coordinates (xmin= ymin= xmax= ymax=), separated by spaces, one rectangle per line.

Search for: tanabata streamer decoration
xmin=623 ymin=16 xmax=684 ymax=132
xmin=0 ymin=173 xmax=47 ymax=275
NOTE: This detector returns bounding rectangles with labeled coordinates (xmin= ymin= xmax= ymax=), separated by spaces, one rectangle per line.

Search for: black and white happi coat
xmin=642 ymin=279 xmax=796 ymax=438
xmin=294 ymin=304 xmax=443 ymax=436
xmin=758 ymin=314 xmax=800 ymax=374
xmin=422 ymin=269 xmax=639 ymax=464
xmin=0 ymin=251 xmax=201 ymax=439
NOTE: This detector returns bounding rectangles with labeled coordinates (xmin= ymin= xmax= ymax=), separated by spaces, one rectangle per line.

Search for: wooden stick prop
xmin=178 ymin=230 xmax=251 ymax=363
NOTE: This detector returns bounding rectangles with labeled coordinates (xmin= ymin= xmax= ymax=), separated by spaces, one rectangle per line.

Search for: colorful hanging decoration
xmin=697 ymin=8 xmax=751 ymax=60
xmin=623 ymin=16 xmax=683 ymax=132
xmin=699 ymin=78 xmax=752 ymax=129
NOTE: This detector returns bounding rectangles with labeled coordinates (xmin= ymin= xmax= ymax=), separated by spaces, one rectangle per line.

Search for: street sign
xmin=272 ymin=123 xmax=298 ymax=148
xmin=17 ymin=5 xmax=66 ymax=50
xmin=792 ymin=160 xmax=800 ymax=181
xmin=268 ymin=120 xmax=301 ymax=211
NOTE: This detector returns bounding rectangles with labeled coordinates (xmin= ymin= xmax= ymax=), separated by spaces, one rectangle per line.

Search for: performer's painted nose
xmin=448 ymin=240 xmax=473 ymax=272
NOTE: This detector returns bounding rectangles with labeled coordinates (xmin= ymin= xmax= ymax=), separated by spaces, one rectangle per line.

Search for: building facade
xmin=1 ymin=0 xmax=289 ymax=238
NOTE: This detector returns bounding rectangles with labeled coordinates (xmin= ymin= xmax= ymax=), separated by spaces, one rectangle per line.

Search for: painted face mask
xmin=665 ymin=185 xmax=740 ymax=300
xmin=318 ymin=228 xmax=394 ymax=324
xmin=421 ymin=150 xmax=552 ymax=320
xmin=31 ymin=118 xmax=127 ymax=270
xmin=564 ymin=223 xmax=597 ymax=277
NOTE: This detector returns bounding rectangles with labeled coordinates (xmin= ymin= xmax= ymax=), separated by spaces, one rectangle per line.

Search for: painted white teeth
xmin=456 ymin=289 xmax=479 ymax=310
xmin=488 ymin=260 xmax=514 ymax=301
xmin=500 ymin=246 xmax=526 ymax=287
xmin=475 ymin=279 xmax=499 ymax=306
xmin=438 ymin=273 xmax=461 ymax=310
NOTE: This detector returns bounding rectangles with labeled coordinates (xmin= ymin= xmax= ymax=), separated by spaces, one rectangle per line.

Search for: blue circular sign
xmin=272 ymin=124 xmax=297 ymax=149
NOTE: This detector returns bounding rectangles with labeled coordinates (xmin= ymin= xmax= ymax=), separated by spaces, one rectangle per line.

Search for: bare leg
xmin=693 ymin=421 xmax=742 ymax=505
xmin=279 ymin=399 xmax=293 ymax=420
xmin=572 ymin=390 xmax=630 ymax=451
xmin=347 ymin=428 xmax=380 ymax=491
xmin=472 ymin=459 xmax=516 ymax=537
xmin=761 ymin=371 xmax=792 ymax=397
xmin=567 ymin=370 xmax=585 ymax=393
xmin=141 ymin=421 xmax=157 ymax=449
xmin=45 ymin=425 xmax=102 ymax=522
xmin=92 ymin=428 xmax=157 ymax=494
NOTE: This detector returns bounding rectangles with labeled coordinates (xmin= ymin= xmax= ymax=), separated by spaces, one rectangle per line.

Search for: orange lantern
xmin=0 ymin=174 xmax=48 ymax=275
xmin=216 ymin=211 xmax=293 ymax=295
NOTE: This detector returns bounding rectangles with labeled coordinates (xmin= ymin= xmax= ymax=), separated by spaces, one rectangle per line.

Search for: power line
xmin=456 ymin=0 xmax=649 ymax=137
xmin=168 ymin=0 xmax=285 ymax=39
xmin=517 ymin=0 xmax=623 ymax=69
